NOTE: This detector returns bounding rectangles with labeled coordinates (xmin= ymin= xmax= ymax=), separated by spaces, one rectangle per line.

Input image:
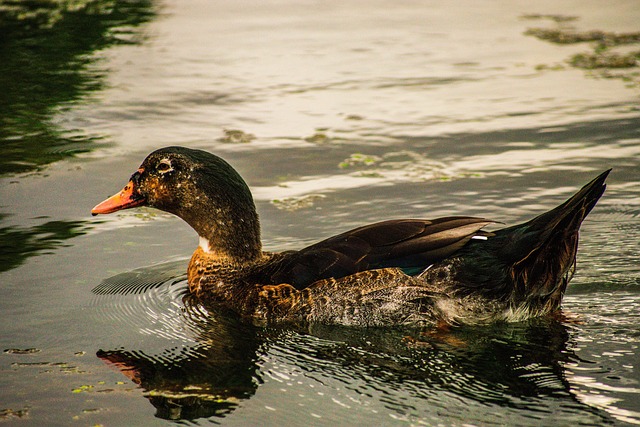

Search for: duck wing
xmin=267 ymin=217 xmax=493 ymax=290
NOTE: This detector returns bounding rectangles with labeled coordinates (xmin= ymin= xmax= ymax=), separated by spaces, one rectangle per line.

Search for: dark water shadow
xmin=98 ymin=308 xmax=262 ymax=420
xmin=0 ymin=0 xmax=155 ymax=176
xmin=93 ymin=264 xmax=261 ymax=420
xmin=0 ymin=214 xmax=90 ymax=273
xmin=298 ymin=321 xmax=614 ymax=424
xmin=409 ymin=115 xmax=640 ymax=156
xmin=93 ymin=265 xmax=615 ymax=424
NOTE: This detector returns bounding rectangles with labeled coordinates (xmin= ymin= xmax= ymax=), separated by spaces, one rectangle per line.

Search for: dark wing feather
xmin=267 ymin=217 xmax=493 ymax=289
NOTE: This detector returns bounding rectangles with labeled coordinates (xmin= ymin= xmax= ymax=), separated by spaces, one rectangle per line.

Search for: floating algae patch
xmin=71 ymin=384 xmax=95 ymax=394
xmin=4 ymin=348 xmax=41 ymax=355
xmin=521 ymin=14 xmax=579 ymax=24
xmin=271 ymin=194 xmax=326 ymax=211
xmin=0 ymin=407 xmax=29 ymax=421
xmin=303 ymin=128 xmax=350 ymax=145
xmin=570 ymin=51 xmax=640 ymax=69
xmin=71 ymin=380 xmax=133 ymax=394
xmin=338 ymin=153 xmax=383 ymax=169
xmin=304 ymin=131 xmax=332 ymax=144
xmin=523 ymin=15 xmax=640 ymax=88
xmin=338 ymin=150 xmax=482 ymax=182
xmin=217 ymin=129 xmax=256 ymax=144
xmin=524 ymin=28 xmax=640 ymax=46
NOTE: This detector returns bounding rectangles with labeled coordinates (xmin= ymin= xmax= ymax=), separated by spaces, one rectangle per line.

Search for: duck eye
xmin=156 ymin=159 xmax=174 ymax=174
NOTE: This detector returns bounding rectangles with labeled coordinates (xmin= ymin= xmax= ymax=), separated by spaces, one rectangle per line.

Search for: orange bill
xmin=91 ymin=180 xmax=146 ymax=215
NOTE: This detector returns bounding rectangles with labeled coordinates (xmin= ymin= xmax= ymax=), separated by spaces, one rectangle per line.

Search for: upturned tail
xmin=453 ymin=170 xmax=610 ymax=315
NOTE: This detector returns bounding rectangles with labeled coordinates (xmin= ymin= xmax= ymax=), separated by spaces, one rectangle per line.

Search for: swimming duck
xmin=92 ymin=146 xmax=609 ymax=327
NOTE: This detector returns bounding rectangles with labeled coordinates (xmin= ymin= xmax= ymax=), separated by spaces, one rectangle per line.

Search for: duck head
xmin=92 ymin=146 xmax=262 ymax=263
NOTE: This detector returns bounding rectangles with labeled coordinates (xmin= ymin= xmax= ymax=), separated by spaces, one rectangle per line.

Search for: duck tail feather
xmin=498 ymin=169 xmax=609 ymax=259
xmin=495 ymin=169 xmax=610 ymax=307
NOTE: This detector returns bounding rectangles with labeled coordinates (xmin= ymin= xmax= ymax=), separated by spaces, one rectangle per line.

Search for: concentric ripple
xmin=89 ymin=260 xmax=210 ymax=344
xmin=92 ymin=260 xmax=187 ymax=296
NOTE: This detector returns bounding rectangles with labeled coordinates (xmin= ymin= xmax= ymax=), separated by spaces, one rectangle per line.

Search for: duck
xmin=92 ymin=146 xmax=609 ymax=327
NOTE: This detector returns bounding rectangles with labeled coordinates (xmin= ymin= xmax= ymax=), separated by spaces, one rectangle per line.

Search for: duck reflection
xmin=98 ymin=299 xmax=261 ymax=420
xmin=95 ymin=273 xmax=611 ymax=424
xmin=311 ymin=319 xmax=580 ymax=404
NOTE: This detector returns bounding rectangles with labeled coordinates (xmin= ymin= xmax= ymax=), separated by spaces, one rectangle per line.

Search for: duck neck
xmin=185 ymin=205 xmax=263 ymax=265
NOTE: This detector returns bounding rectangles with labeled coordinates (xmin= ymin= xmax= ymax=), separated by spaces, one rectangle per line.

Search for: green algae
xmin=524 ymin=15 xmax=640 ymax=88
xmin=217 ymin=129 xmax=256 ymax=144
xmin=271 ymin=194 xmax=326 ymax=211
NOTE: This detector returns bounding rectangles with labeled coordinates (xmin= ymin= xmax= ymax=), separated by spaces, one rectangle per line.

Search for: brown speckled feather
xmin=255 ymin=269 xmax=441 ymax=326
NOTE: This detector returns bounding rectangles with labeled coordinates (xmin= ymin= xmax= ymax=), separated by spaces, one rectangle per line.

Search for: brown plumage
xmin=92 ymin=146 xmax=609 ymax=327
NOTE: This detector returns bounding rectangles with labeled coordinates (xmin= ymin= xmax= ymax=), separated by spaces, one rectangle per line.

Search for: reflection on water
xmin=98 ymin=313 xmax=261 ymax=420
xmin=92 ymin=268 xmax=259 ymax=420
xmin=0 ymin=215 xmax=88 ymax=272
xmin=92 ymin=266 xmax=628 ymax=425
xmin=0 ymin=0 xmax=154 ymax=175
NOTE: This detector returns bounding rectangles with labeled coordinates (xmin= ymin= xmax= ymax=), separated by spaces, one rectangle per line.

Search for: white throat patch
xmin=199 ymin=236 xmax=211 ymax=253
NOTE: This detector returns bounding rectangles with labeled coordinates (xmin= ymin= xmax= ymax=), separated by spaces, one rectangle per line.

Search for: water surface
xmin=1 ymin=0 xmax=639 ymax=425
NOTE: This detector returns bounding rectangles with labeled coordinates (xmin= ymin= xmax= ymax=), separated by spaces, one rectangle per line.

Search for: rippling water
xmin=0 ymin=0 xmax=639 ymax=425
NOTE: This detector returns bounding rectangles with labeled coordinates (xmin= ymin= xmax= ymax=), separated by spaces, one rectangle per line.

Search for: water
xmin=1 ymin=0 xmax=639 ymax=425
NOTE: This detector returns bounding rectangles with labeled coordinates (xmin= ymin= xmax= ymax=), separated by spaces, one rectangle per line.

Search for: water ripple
xmin=90 ymin=261 xmax=196 ymax=343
